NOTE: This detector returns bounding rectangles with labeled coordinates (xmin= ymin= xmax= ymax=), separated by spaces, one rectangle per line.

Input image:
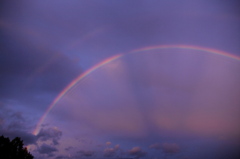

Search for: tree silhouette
xmin=0 ymin=135 xmax=34 ymax=159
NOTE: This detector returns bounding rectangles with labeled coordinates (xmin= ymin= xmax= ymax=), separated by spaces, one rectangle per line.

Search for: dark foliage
xmin=0 ymin=135 xmax=34 ymax=159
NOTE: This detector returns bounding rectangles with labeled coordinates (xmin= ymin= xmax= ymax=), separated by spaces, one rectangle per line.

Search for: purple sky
xmin=1 ymin=0 xmax=240 ymax=159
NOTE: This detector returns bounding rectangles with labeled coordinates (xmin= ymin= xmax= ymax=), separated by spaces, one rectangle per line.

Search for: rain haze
xmin=1 ymin=0 xmax=240 ymax=159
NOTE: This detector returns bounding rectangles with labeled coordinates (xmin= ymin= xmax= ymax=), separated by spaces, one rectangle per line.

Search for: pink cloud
xmin=103 ymin=144 xmax=120 ymax=157
xmin=128 ymin=146 xmax=147 ymax=158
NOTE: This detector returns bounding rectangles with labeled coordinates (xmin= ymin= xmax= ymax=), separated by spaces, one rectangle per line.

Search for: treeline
xmin=0 ymin=135 xmax=34 ymax=159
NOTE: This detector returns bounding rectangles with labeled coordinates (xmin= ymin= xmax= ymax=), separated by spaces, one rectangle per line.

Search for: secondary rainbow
xmin=33 ymin=45 xmax=240 ymax=135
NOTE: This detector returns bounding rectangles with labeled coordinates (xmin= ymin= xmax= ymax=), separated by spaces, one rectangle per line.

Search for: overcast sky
xmin=1 ymin=0 xmax=240 ymax=159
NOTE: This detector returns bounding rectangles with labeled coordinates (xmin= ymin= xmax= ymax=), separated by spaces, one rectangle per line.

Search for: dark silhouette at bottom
xmin=0 ymin=135 xmax=34 ymax=159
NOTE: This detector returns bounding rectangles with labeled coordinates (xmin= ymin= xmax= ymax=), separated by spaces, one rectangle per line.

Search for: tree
xmin=0 ymin=135 xmax=34 ymax=159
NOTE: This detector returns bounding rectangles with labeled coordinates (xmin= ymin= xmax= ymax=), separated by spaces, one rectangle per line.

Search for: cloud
xmin=103 ymin=144 xmax=120 ymax=157
xmin=149 ymin=143 xmax=161 ymax=150
xmin=114 ymin=144 xmax=120 ymax=150
xmin=56 ymin=149 xmax=95 ymax=159
xmin=0 ymin=34 xmax=82 ymax=105
xmin=37 ymin=127 xmax=62 ymax=145
xmin=106 ymin=141 xmax=111 ymax=146
xmin=6 ymin=112 xmax=25 ymax=130
xmin=1 ymin=53 xmax=80 ymax=92
xmin=104 ymin=148 xmax=115 ymax=157
xmin=127 ymin=146 xmax=147 ymax=158
xmin=78 ymin=150 xmax=95 ymax=157
xmin=161 ymin=143 xmax=180 ymax=154
xmin=0 ymin=104 xmax=22 ymax=128
xmin=0 ymin=104 xmax=37 ymax=145
xmin=65 ymin=146 xmax=73 ymax=151
xmin=150 ymin=142 xmax=180 ymax=154
xmin=0 ymin=117 xmax=3 ymax=128
xmin=38 ymin=143 xmax=58 ymax=154
xmin=149 ymin=143 xmax=180 ymax=154
xmin=0 ymin=130 xmax=37 ymax=145
xmin=55 ymin=155 xmax=71 ymax=159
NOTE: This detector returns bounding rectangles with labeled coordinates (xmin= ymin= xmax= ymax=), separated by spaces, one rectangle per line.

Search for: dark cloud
xmin=38 ymin=143 xmax=58 ymax=154
xmin=55 ymin=155 xmax=71 ymax=159
xmin=0 ymin=117 xmax=3 ymax=128
xmin=127 ymin=147 xmax=147 ymax=159
xmin=0 ymin=108 xmax=25 ymax=131
xmin=56 ymin=152 xmax=95 ymax=159
xmin=64 ymin=146 xmax=73 ymax=151
xmin=37 ymin=127 xmax=62 ymax=145
xmin=0 ymin=104 xmax=37 ymax=145
xmin=0 ymin=130 xmax=37 ymax=145
xmin=0 ymin=42 xmax=81 ymax=97
xmin=78 ymin=150 xmax=95 ymax=157
xmin=0 ymin=21 xmax=82 ymax=108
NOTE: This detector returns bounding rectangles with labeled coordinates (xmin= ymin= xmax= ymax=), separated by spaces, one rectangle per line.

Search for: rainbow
xmin=33 ymin=54 xmax=123 ymax=135
xmin=33 ymin=45 xmax=240 ymax=135
xmin=131 ymin=45 xmax=240 ymax=61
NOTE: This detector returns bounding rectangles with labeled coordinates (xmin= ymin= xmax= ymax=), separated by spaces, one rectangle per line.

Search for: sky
xmin=0 ymin=0 xmax=240 ymax=159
